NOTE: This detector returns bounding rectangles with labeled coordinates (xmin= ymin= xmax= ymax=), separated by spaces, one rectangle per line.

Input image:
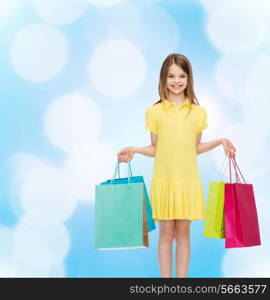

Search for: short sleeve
xmin=197 ymin=107 xmax=208 ymax=133
xmin=145 ymin=107 xmax=158 ymax=135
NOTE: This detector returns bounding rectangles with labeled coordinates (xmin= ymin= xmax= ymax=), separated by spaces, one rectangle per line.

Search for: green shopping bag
xmin=95 ymin=162 xmax=148 ymax=250
xmin=203 ymin=158 xmax=229 ymax=239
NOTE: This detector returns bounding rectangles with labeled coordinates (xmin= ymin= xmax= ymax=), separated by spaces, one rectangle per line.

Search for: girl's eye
xmin=168 ymin=75 xmax=187 ymax=78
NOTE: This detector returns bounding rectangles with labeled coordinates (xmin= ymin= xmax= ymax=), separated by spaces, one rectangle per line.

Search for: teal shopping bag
xmin=95 ymin=162 xmax=149 ymax=250
xmin=100 ymin=162 xmax=155 ymax=232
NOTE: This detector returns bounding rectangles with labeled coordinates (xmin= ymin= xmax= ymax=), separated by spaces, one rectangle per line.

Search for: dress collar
xmin=162 ymin=97 xmax=192 ymax=111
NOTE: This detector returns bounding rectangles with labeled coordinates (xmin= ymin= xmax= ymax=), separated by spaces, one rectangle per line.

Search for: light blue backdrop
xmin=1 ymin=0 xmax=269 ymax=277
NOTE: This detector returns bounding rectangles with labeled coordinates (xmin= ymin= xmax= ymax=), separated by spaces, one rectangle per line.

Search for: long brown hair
xmin=154 ymin=53 xmax=199 ymax=115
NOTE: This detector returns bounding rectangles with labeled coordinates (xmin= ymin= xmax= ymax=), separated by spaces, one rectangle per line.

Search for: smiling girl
xmin=117 ymin=53 xmax=236 ymax=278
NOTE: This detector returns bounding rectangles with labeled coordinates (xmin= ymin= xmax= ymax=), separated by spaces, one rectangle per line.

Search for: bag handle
xmin=215 ymin=157 xmax=229 ymax=182
xmin=229 ymin=156 xmax=246 ymax=184
xmin=229 ymin=156 xmax=240 ymax=183
xmin=231 ymin=156 xmax=246 ymax=184
xmin=109 ymin=161 xmax=133 ymax=185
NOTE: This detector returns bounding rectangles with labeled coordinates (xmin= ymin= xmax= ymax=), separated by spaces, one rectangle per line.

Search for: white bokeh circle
xmin=11 ymin=222 xmax=70 ymax=277
xmin=63 ymin=141 xmax=117 ymax=203
xmin=195 ymin=91 xmax=226 ymax=139
xmin=9 ymin=153 xmax=44 ymax=218
xmin=10 ymin=23 xmax=68 ymax=82
xmin=88 ymin=39 xmax=147 ymax=98
xmin=243 ymin=54 xmax=270 ymax=108
xmin=19 ymin=160 xmax=78 ymax=227
xmin=212 ymin=121 xmax=270 ymax=183
xmin=215 ymin=52 xmax=261 ymax=103
xmin=198 ymin=0 xmax=220 ymax=12
xmin=48 ymin=263 xmax=66 ymax=277
xmin=44 ymin=93 xmax=102 ymax=152
xmin=33 ymin=0 xmax=88 ymax=25
xmin=206 ymin=0 xmax=266 ymax=54
xmin=0 ymin=0 xmax=17 ymax=17
xmin=98 ymin=1 xmax=140 ymax=43
xmin=136 ymin=4 xmax=180 ymax=66
xmin=87 ymin=0 xmax=127 ymax=7
xmin=222 ymin=245 xmax=270 ymax=277
xmin=0 ymin=225 xmax=14 ymax=277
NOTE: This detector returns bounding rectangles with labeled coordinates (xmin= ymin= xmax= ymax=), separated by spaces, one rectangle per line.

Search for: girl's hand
xmin=117 ymin=146 xmax=135 ymax=163
xmin=222 ymin=138 xmax=237 ymax=157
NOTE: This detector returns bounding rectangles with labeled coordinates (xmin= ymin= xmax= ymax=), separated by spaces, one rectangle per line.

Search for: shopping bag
xmin=203 ymin=158 xmax=228 ymax=239
xmin=95 ymin=161 xmax=149 ymax=250
xmin=203 ymin=182 xmax=226 ymax=238
xmin=224 ymin=157 xmax=261 ymax=248
xmin=100 ymin=162 xmax=155 ymax=232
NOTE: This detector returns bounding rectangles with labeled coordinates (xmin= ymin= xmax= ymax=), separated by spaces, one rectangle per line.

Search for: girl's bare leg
xmin=175 ymin=220 xmax=191 ymax=278
xmin=158 ymin=220 xmax=176 ymax=277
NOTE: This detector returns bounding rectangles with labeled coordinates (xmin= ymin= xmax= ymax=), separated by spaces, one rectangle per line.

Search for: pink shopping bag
xmin=224 ymin=157 xmax=261 ymax=248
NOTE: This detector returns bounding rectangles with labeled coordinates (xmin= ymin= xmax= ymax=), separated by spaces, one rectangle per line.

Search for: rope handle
xmin=229 ymin=156 xmax=246 ymax=184
xmin=109 ymin=161 xmax=133 ymax=185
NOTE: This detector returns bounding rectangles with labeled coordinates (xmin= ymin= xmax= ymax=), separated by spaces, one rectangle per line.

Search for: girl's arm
xmin=133 ymin=145 xmax=156 ymax=157
xmin=117 ymin=132 xmax=157 ymax=162
xmin=196 ymin=134 xmax=237 ymax=157
xmin=196 ymin=139 xmax=223 ymax=154
xmin=117 ymin=133 xmax=157 ymax=162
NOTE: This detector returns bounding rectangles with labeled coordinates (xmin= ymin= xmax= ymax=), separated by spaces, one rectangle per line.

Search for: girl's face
xmin=166 ymin=63 xmax=188 ymax=96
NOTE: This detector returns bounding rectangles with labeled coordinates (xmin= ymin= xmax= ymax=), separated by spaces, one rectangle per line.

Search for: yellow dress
xmin=144 ymin=97 xmax=208 ymax=222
